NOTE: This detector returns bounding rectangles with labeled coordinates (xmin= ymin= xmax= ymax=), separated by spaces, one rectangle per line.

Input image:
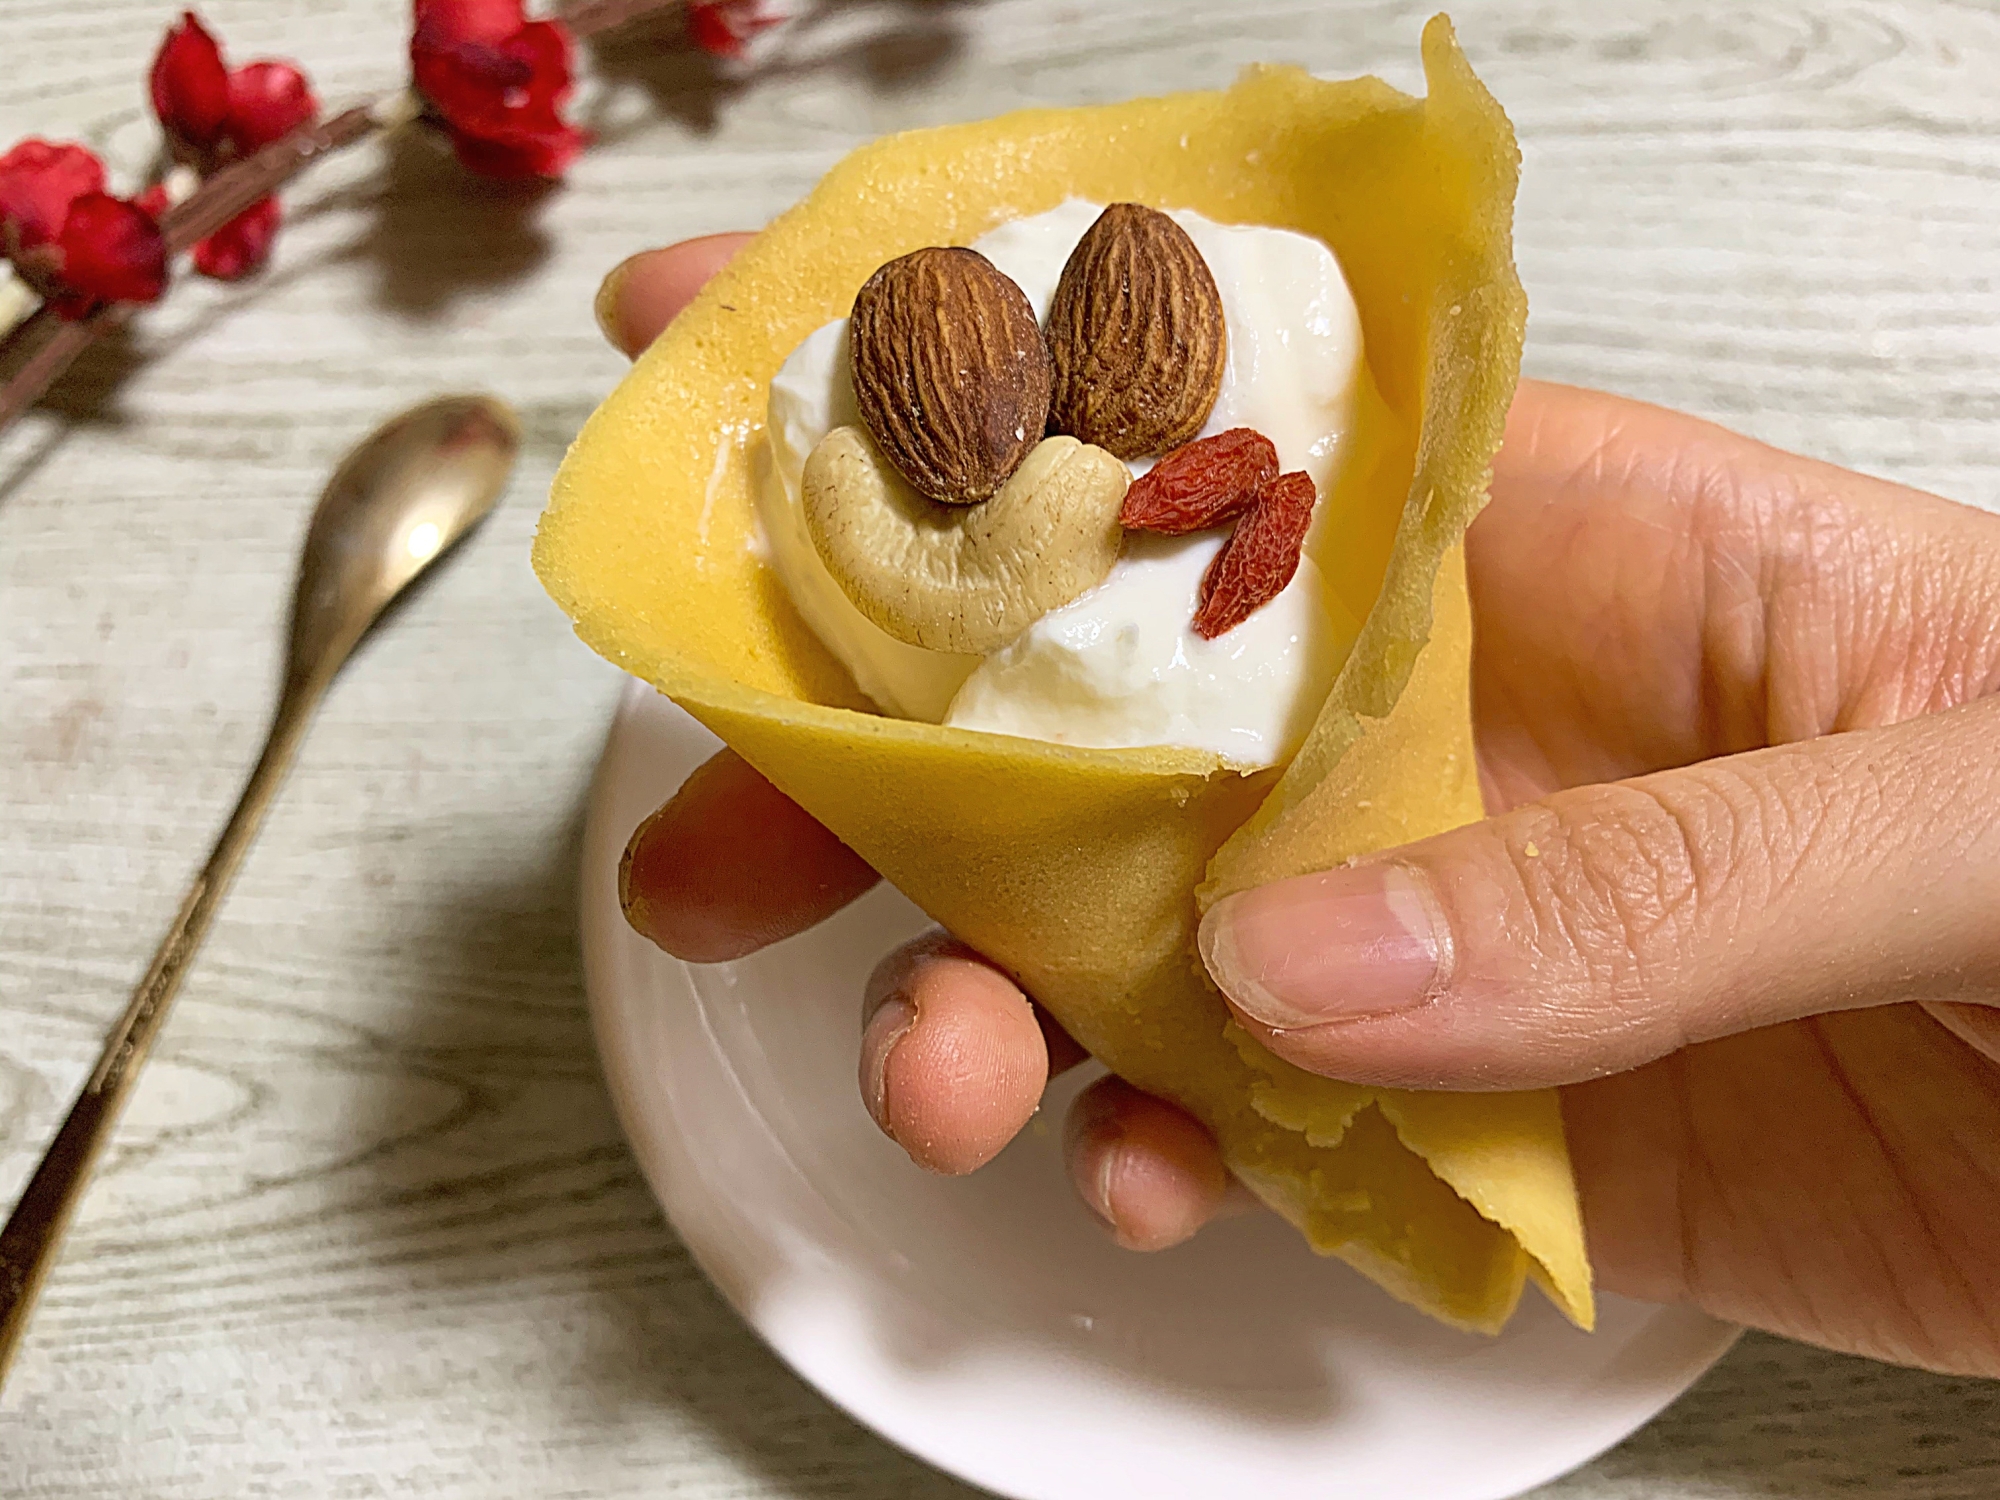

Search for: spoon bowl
xmin=289 ymin=395 xmax=520 ymax=690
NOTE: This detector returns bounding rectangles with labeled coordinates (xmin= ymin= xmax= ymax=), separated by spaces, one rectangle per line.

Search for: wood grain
xmin=2 ymin=0 xmax=1997 ymax=1494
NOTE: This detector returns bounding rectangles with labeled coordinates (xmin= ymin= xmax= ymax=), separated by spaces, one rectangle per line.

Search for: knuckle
xmin=1496 ymin=776 xmax=1750 ymax=1017
xmin=1489 ymin=747 xmax=1869 ymax=1033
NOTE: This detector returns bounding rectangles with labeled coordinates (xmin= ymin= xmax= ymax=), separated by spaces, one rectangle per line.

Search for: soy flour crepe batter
xmin=536 ymin=15 xmax=1594 ymax=1334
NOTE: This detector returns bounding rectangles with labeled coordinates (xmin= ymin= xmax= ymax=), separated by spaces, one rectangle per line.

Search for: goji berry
xmin=1119 ymin=427 xmax=1277 ymax=535
xmin=1193 ymin=470 xmax=1316 ymax=638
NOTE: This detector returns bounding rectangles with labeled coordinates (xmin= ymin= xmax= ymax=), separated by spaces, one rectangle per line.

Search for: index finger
xmin=594 ymin=233 xmax=756 ymax=358
xmin=593 ymin=232 xmax=880 ymax=963
xmin=621 ymin=749 xmax=880 ymax=963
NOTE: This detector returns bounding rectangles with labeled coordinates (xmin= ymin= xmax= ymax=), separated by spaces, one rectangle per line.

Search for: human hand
xmin=598 ymin=238 xmax=2000 ymax=1377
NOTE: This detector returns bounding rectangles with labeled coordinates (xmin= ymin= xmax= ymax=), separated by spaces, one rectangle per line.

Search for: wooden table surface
xmin=3 ymin=0 xmax=1997 ymax=1494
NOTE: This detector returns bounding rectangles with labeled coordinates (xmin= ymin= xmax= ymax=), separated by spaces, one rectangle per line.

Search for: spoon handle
xmin=0 ymin=684 xmax=319 ymax=1386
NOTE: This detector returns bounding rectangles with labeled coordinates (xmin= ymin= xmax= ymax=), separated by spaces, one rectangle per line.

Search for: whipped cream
xmin=759 ymin=200 xmax=1373 ymax=766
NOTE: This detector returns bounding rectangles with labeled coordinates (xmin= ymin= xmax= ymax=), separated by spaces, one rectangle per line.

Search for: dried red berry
xmin=1120 ymin=427 xmax=1278 ymax=535
xmin=1193 ymin=470 xmax=1317 ymax=639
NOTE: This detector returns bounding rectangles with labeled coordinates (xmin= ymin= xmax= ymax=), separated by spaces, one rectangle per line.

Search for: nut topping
xmin=803 ymin=425 xmax=1129 ymax=654
xmin=848 ymin=246 xmax=1052 ymax=506
xmin=1044 ymin=203 xmax=1226 ymax=459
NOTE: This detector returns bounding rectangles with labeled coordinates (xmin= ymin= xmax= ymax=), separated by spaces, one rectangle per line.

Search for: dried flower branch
xmin=0 ymin=0 xmax=781 ymax=438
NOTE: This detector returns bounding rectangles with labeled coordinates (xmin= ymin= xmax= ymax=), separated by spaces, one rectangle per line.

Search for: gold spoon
xmin=0 ymin=394 xmax=520 ymax=1385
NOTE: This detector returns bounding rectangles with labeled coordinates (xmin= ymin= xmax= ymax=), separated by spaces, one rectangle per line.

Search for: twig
xmin=565 ymin=0 xmax=689 ymax=38
xmin=0 ymin=308 xmax=120 ymax=431
xmin=162 ymin=105 xmax=380 ymax=252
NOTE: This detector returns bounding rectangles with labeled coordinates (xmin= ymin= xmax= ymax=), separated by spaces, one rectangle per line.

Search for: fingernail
xmin=617 ymin=805 xmax=665 ymax=939
xmin=594 ymin=256 xmax=637 ymax=353
xmin=859 ymin=995 xmax=916 ymax=1133
xmin=1199 ymin=863 xmax=1446 ymax=1029
xmin=1078 ymin=1134 xmax=1120 ymax=1228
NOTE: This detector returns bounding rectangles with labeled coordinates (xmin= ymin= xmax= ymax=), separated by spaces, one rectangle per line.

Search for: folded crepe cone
xmin=536 ymin=14 xmax=1594 ymax=1334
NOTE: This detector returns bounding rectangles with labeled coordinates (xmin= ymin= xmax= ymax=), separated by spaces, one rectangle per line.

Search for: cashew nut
xmin=803 ymin=425 xmax=1130 ymax=654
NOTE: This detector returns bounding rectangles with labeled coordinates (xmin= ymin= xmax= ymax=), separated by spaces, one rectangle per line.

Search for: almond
xmin=848 ymin=246 xmax=1052 ymax=506
xmin=1044 ymin=203 xmax=1226 ymax=459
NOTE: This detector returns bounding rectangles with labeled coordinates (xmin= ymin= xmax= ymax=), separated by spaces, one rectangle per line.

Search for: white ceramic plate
xmin=582 ymin=679 xmax=1739 ymax=1500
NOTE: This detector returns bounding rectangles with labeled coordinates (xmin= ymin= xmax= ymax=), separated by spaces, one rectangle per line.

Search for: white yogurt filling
xmin=758 ymin=200 xmax=1373 ymax=766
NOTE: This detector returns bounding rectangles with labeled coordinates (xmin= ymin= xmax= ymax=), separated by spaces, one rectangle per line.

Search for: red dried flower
xmin=150 ymin=13 xmax=231 ymax=153
xmin=0 ymin=140 xmax=103 ymax=254
xmin=224 ymin=62 xmax=319 ymax=154
xmin=0 ymin=140 xmax=168 ymax=318
xmin=148 ymin=12 xmax=317 ymax=280
xmin=191 ymin=195 xmax=282 ymax=281
xmin=687 ymin=0 xmax=785 ymax=60
xmin=410 ymin=0 xmax=589 ymax=180
xmin=53 ymin=194 xmax=172 ymax=314
xmin=150 ymin=13 xmax=317 ymax=167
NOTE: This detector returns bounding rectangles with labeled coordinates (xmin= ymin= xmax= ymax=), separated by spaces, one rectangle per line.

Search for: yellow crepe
xmin=536 ymin=15 xmax=1593 ymax=1334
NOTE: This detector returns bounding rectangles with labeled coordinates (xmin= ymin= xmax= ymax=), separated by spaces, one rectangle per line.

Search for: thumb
xmin=1198 ymin=696 xmax=2000 ymax=1090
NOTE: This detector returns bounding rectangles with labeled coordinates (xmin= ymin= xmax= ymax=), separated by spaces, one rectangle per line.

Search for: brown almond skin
xmin=848 ymin=246 xmax=1052 ymax=506
xmin=1045 ymin=203 xmax=1226 ymax=459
